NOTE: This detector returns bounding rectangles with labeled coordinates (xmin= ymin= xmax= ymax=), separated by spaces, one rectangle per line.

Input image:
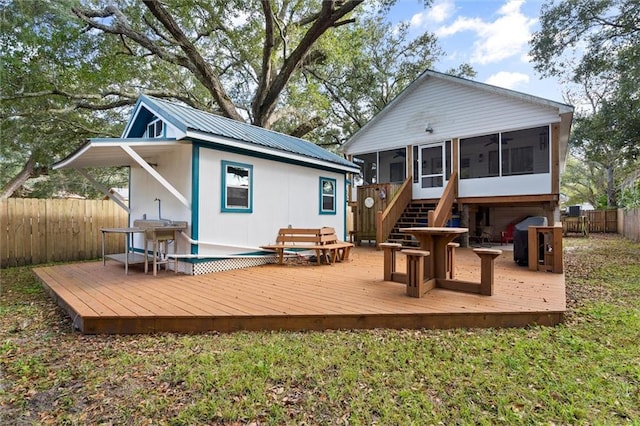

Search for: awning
xmin=54 ymin=138 xmax=190 ymax=210
xmin=53 ymin=138 xmax=185 ymax=169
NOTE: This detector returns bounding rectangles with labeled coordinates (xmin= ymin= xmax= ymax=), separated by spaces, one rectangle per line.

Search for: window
xmin=319 ymin=177 xmax=336 ymax=215
xmin=389 ymin=162 xmax=404 ymax=183
xmin=353 ymin=153 xmax=377 ymax=185
xmin=221 ymin=160 xmax=252 ymax=213
xmin=146 ymin=119 xmax=164 ymax=138
xmin=502 ymin=126 xmax=549 ymax=176
xmin=460 ymin=134 xmax=499 ymax=179
xmin=460 ymin=126 xmax=550 ymax=179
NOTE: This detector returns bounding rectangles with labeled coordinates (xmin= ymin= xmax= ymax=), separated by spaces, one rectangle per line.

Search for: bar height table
xmin=399 ymin=227 xmax=469 ymax=280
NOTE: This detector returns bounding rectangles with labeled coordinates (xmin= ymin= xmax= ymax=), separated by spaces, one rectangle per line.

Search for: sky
xmin=386 ymin=0 xmax=566 ymax=103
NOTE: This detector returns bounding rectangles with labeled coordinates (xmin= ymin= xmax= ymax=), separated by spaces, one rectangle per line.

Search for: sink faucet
xmin=154 ymin=198 xmax=162 ymax=220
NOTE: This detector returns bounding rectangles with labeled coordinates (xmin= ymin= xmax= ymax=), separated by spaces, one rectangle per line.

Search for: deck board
xmin=33 ymin=247 xmax=565 ymax=334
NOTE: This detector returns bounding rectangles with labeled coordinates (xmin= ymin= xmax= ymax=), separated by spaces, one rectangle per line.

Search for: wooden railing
xmin=428 ymin=171 xmax=458 ymax=227
xmin=376 ymin=177 xmax=413 ymax=246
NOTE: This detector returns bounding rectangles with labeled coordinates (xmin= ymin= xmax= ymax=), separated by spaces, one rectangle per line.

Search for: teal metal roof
xmin=138 ymin=95 xmax=358 ymax=171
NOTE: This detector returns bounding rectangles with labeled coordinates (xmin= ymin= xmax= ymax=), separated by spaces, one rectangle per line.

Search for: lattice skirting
xmin=178 ymin=256 xmax=278 ymax=275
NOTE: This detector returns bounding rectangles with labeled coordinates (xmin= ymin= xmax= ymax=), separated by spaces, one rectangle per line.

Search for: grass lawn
xmin=1 ymin=234 xmax=639 ymax=424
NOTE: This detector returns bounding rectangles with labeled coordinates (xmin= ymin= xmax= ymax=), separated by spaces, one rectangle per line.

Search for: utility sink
xmin=133 ymin=219 xmax=188 ymax=229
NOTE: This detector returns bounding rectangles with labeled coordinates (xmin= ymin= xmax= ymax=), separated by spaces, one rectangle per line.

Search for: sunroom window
xmin=460 ymin=134 xmax=499 ymax=179
xmin=502 ymin=126 xmax=550 ymax=176
xmin=460 ymin=126 xmax=550 ymax=179
xmin=221 ymin=160 xmax=252 ymax=213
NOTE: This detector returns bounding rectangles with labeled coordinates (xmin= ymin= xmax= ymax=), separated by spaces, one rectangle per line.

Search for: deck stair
xmin=386 ymin=201 xmax=437 ymax=247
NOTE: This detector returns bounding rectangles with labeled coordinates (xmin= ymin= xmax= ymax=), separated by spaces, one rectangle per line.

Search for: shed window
xmin=221 ymin=160 xmax=252 ymax=213
xmin=319 ymin=177 xmax=336 ymax=215
xmin=146 ymin=119 xmax=164 ymax=138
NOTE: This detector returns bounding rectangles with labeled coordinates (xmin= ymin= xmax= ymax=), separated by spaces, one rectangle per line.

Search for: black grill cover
xmin=513 ymin=216 xmax=548 ymax=266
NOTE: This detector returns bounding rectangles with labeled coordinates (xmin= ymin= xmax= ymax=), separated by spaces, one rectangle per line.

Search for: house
xmin=54 ymin=95 xmax=359 ymax=274
xmin=341 ymin=69 xmax=574 ymax=246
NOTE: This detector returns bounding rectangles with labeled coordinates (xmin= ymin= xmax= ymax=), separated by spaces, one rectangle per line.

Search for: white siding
xmin=196 ymin=148 xmax=347 ymax=255
xmin=345 ymin=76 xmax=562 ymax=155
xmin=129 ymin=144 xmax=193 ymax=249
xmin=458 ymin=174 xmax=551 ymax=197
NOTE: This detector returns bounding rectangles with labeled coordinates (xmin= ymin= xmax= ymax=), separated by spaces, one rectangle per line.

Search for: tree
xmin=1 ymin=0 xmax=190 ymax=199
xmin=2 ymin=0 xmax=461 ymax=199
xmin=70 ymin=0 xmax=368 ymax=128
xmin=530 ymin=0 xmax=640 ymax=207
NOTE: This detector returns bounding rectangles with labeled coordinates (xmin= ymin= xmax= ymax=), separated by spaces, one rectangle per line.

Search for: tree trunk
xmin=0 ymin=157 xmax=37 ymax=200
xmin=606 ymin=165 xmax=616 ymax=207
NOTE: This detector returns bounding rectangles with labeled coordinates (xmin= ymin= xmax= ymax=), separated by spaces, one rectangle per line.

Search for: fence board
xmin=35 ymin=201 xmax=47 ymax=264
xmin=622 ymin=208 xmax=640 ymax=242
xmin=0 ymin=200 xmax=7 ymax=266
xmin=1 ymin=198 xmax=128 ymax=268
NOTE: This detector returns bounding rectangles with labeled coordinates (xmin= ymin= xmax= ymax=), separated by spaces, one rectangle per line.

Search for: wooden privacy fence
xmin=1 ymin=198 xmax=128 ymax=268
xmin=586 ymin=209 xmax=618 ymax=233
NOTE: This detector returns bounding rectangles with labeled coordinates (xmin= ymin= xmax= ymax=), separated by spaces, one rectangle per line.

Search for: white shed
xmin=55 ymin=95 xmax=359 ymax=274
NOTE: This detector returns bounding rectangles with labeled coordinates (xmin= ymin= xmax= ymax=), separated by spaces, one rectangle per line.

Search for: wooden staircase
xmin=385 ymin=171 xmax=459 ymax=247
xmin=386 ymin=201 xmax=437 ymax=247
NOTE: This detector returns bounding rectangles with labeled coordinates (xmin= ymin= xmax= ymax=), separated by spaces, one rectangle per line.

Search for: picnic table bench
xmin=261 ymin=227 xmax=354 ymax=265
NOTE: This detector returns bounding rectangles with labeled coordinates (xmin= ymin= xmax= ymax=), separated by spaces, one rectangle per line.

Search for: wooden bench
xmin=261 ymin=227 xmax=354 ymax=265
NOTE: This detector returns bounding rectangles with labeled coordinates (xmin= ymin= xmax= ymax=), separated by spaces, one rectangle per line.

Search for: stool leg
xmin=479 ymin=256 xmax=495 ymax=295
xmin=447 ymin=246 xmax=455 ymax=279
xmin=383 ymin=249 xmax=397 ymax=281
xmin=406 ymin=256 xmax=424 ymax=298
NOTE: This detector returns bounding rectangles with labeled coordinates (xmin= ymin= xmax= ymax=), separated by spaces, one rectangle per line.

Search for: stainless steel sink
xmin=133 ymin=219 xmax=188 ymax=229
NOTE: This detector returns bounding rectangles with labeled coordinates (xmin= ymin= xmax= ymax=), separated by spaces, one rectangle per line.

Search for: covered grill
xmin=513 ymin=216 xmax=548 ymax=266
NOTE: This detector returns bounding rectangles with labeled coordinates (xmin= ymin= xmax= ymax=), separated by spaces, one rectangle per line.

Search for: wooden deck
xmin=33 ymin=247 xmax=565 ymax=334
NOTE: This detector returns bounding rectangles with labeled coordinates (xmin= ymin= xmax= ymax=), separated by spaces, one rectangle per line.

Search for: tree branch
xmin=252 ymin=0 xmax=363 ymax=126
xmin=141 ymin=0 xmax=245 ymax=122
xmin=0 ymin=156 xmax=39 ymax=200
xmin=72 ymin=6 xmax=191 ymax=69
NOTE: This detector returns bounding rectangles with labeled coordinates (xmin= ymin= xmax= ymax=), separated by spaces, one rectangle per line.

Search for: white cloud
xmin=435 ymin=0 xmax=537 ymax=65
xmin=428 ymin=0 xmax=455 ymax=23
xmin=409 ymin=0 xmax=455 ymax=30
xmin=485 ymin=71 xmax=530 ymax=89
xmin=409 ymin=12 xmax=427 ymax=29
xmin=436 ymin=16 xmax=485 ymax=37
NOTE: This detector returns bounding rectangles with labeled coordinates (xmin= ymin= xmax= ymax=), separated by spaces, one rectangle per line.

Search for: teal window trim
xmin=319 ymin=176 xmax=337 ymax=215
xmin=191 ymin=144 xmax=200 ymax=254
xmin=221 ymin=160 xmax=253 ymax=213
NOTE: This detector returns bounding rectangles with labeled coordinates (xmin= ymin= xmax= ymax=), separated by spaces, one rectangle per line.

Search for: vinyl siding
xmin=345 ymin=76 xmax=562 ymax=155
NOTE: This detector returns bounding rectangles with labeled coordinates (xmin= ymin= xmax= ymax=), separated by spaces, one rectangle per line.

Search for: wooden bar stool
xmin=402 ymin=249 xmax=430 ymax=297
xmin=473 ymin=248 xmax=502 ymax=295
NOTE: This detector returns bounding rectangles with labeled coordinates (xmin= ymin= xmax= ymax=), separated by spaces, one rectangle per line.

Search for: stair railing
xmin=376 ymin=177 xmax=413 ymax=247
xmin=428 ymin=170 xmax=458 ymax=227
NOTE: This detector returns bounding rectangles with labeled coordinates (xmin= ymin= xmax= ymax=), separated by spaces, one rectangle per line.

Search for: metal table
xmin=100 ymin=227 xmax=146 ymax=274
